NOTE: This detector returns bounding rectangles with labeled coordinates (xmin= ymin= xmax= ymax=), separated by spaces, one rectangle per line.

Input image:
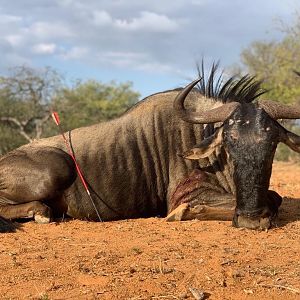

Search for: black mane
xmin=196 ymin=62 xmax=266 ymax=104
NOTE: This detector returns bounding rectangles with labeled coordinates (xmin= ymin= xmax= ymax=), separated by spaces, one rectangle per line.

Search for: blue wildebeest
xmin=0 ymin=65 xmax=299 ymax=232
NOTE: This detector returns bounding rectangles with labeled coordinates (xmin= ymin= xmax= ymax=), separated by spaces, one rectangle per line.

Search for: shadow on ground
xmin=0 ymin=217 xmax=19 ymax=233
xmin=276 ymin=197 xmax=300 ymax=226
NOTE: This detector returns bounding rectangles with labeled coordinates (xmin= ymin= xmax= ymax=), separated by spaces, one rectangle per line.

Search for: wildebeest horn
xmin=293 ymin=70 xmax=300 ymax=77
xmin=174 ymin=79 xmax=240 ymax=124
xmin=279 ymin=127 xmax=300 ymax=153
xmin=258 ymin=99 xmax=300 ymax=120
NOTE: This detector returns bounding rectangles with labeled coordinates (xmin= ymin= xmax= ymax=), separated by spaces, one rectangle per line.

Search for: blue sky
xmin=0 ymin=0 xmax=299 ymax=98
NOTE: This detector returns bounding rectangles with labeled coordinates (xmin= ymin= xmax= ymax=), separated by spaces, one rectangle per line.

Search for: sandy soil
xmin=0 ymin=161 xmax=300 ymax=300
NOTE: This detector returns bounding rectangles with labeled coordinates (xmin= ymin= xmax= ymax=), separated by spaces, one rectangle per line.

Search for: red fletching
xmin=51 ymin=111 xmax=60 ymax=126
xmin=50 ymin=109 xmax=102 ymax=221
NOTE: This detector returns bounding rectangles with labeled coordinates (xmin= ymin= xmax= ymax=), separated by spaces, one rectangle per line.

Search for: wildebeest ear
xmin=281 ymin=130 xmax=300 ymax=153
xmin=183 ymin=127 xmax=223 ymax=159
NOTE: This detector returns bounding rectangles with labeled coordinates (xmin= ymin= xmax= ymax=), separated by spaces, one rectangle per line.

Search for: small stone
xmin=232 ymin=269 xmax=243 ymax=278
xmin=189 ymin=287 xmax=205 ymax=300
xmin=244 ymin=288 xmax=254 ymax=294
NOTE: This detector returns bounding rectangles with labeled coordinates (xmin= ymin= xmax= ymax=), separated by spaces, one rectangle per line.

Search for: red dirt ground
xmin=0 ymin=162 xmax=300 ymax=300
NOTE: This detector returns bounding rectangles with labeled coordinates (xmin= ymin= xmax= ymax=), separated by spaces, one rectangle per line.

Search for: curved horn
xmin=174 ymin=79 xmax=240 ymax=124
xmin=258 ymin=99 xmax=300 ymax=120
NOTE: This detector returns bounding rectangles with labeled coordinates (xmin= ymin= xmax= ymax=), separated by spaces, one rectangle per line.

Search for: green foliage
xmin=0 ymin=126 xmax=24 ymax=154
xmin=0 ymin=67 xmax=140 ymax=154
xmin=53 ymin=80 xmax=140 ymax=131
xmin=0 ymin=66 xmax=62 ymax=153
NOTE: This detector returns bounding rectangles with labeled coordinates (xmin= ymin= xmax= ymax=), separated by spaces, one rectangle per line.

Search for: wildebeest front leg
xmin=0 ymin=146 xmax=77 ymax=223
xmin=0 ymin=201 xmax=51 ymax=223
xmin=166 ymin=169 xmax=236 ymax=221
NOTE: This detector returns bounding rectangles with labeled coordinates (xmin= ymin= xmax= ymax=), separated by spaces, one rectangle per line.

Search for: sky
xmin=0 ymin=0 xmax=299 ymax=98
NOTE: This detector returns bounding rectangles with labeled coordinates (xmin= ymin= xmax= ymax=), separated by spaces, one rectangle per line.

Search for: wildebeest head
xmin=174 ymin=75 xmax=300 ymax=230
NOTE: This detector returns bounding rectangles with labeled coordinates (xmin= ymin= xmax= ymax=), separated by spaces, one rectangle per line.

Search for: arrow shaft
xmin=51 ymin=112 xmax=102 ymax=221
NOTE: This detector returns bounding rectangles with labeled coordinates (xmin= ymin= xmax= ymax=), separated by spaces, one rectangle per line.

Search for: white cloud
xmin=0 ymin=0 xmax=298 ymax=90
xmin=28 ymin=21 xmax=74 ymax=39
xmin=94 ymin=50 xmax=184 ymax=75
xmin=93 ymin=10 xmax=113 ymax=26
xmin=5 ymin=35 xmax=23 ymax=46
xmin=91 ymin=10 xmax=180 ymax=33
xmin=0 ymin=14 xmax=22 ymax=24
xmin=32 ymin=43 xmax=57 ymax=54
xmin=115 ymin=11 xmax=180 ymax=32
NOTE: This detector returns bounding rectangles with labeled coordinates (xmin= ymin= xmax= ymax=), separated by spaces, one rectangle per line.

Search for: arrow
xmin=51 ymin=111 xmax=102 ymax=222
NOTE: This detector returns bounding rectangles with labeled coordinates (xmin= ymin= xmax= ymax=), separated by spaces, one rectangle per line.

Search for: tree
xmin=240 ymin=14 xmax=300 ymax=104
xmin=0 ymin=67 xmax=140 ymax=154
xmin=53 ymin=80 xmax=140 ymax=131
xmin=0 ymin=66 xmax=62 ymax=153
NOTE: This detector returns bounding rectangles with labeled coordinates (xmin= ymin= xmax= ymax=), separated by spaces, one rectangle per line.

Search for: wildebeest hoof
xmin=166 ymin=203 xmax=190 ymax=221
xmin=34 ymin=214 xmax=51 ymax=224
xmin=235 ymin=215 xmax=271 ymax=230
xmin=33 ymin=205 xmax=52 ymax=224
